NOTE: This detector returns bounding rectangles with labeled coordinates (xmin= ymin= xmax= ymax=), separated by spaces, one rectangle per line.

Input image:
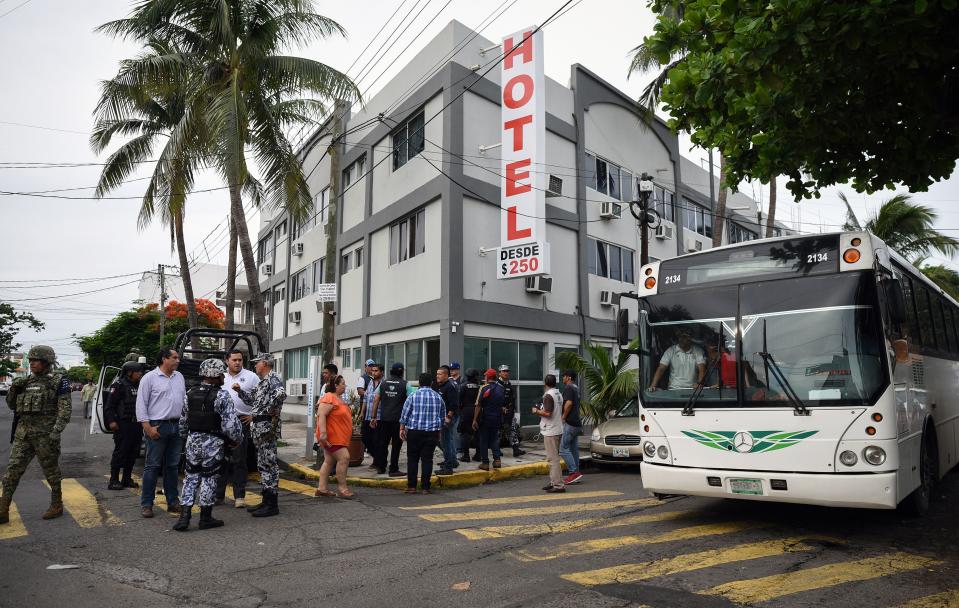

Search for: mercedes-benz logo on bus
xmin=733 ymin=431 xmax=755 ymax=453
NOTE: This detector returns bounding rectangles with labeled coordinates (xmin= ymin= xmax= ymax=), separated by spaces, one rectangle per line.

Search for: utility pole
xmin=157 ymin=263 xmax=167 ymax=347
xmin=630 ymin=173 xmax=656 ymax=266
xmin=321 ymin=101 xmax=347 ymax=365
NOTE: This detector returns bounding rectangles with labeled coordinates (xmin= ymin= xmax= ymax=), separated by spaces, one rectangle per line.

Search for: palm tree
xmin=919 ymin=264 xmax=959 ymax=300
xmin=554 ymin=342 xmax=639 ymax=425
xmin=840 ymin=192 xmax=959 ymax=261
xmin=97 ymin=0 xmax=360 ymax=347
xmin=90 ymin=39 xmax=205 ymax=334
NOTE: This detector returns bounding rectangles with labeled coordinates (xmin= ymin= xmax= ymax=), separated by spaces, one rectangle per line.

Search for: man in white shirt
xmin=648 ymin=330 xmax=706 ymax=391
xmin=216 ymin=350 xmax=260 ymax=508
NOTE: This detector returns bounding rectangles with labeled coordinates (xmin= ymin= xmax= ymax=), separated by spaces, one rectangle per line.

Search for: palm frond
xmin=258 ymin=56 xmax=361 ymax=103
xmin=93 ymin=133 xmax=157 ymax=198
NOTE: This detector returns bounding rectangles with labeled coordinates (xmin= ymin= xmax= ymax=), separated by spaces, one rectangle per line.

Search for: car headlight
xmin=839 ymin=450 xmax=858 ymax=466
xmin=643 ymin=441 xmax=656 ymax=457
xmin=591 ymin=428 xmax=601 ymax=441
xmin=657 ymin=445 xmax=669 ymax=460
xmin=863 ymin=446 xmax=886 ymax=466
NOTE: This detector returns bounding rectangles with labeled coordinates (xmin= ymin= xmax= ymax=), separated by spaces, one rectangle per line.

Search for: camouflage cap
xmin=27 ymin=345 xmax=56 ymax=364
xmin=199 ymin=358 xmax=227 ymax=378
xmin=251 ymin=352 xmax=275 ymax=365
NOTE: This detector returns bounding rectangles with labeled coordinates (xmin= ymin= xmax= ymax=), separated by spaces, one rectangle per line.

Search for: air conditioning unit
xmin=322 ymin=223 xmax=330 ymax=235
xmin=685 ymin=238 xmax=703 ymax=253
xmin=287 ymin=381 xmax=306 ymax=397
xmin=525 ymin=275 xmax=552 ymax=294
xmin=655 ymin=223 xmax=674 ymax=240
xmin=288 ymin=311 xmax=301 ymax=324
xmin=260 ymin=263 xmax=273 ymax=276
xmin=546 ymin=174 xmax=563 ymax=198
xmin=600 ymin=201 xmax=623 ymax=219
xmin=292 ymin=241 xmax=304 ymax=256
xmin=599 ymin=290 xmax=614 ymax=307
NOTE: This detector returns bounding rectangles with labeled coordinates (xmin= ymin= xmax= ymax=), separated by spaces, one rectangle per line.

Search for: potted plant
xmin=345 ymin=389 xmax=366 ymax=466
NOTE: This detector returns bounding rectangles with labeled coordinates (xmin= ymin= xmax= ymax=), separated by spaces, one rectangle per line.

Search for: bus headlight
xmin=863 ymin=446 xmax=886 ymax=466
xmin=591 ymin=428 xmax=601 ymax=441
xmin=657 ymin=445 xmax=669 ymax=460
xmin=839 ymin=450 xmax=858 ymax=466
xmin=643 ymin=441 xmax=656 ymax=458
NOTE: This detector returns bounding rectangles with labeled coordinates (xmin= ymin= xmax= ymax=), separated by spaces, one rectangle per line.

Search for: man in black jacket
xmin=370 ymin=363 xmax=412 ymax=477
xmin=434 ymin=365 xmax=459 ymax=475
xmin=105 ymin=361 xmax=145 ymax=490
xmin=496 ymin=365 xmax=526 ymax=458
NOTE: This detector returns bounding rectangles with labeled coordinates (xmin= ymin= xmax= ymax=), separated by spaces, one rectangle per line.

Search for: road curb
xmin=282 ymin=459 xmax=553 ymax=491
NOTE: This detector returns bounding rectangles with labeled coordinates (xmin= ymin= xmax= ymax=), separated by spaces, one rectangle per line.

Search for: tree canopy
xmin=0 ymin=302 xmax=43 ymax=360
xmin=640 ymin=0 xmax=959 ymax=199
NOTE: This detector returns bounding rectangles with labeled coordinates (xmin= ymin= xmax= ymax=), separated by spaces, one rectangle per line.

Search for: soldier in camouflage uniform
xmin=173 ymin=359 xmax=242 ymax=532
xmin=234 ymin=353 xmax=285 ymax=518
xmin=0 ymin=345 xmax=72 ymax=524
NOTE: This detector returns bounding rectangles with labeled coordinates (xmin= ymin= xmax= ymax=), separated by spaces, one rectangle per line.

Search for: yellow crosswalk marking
xmin=0 ymin=502 xmax=29 ymax=541
xmin=705 ymin=552 xmax=940 ymax=604
xmin=45 ymin=479 xmax=121 ymax=528
xmin=562 ymin=536 xmax=830 ymax=586
xmin=418 ymin=498 xmax=659 ymax=522
xmin=516 ymin=520 xmax=762 ymax=562
xmin=401 ymin=490 xmax=623 ymax=511
xmin=897 ymin=589 xmax=959 ymax=608
xmin=278 ymin=477 xmax=318 ymax=497
xmin=457 ymin=510 xmax=690 ymax=540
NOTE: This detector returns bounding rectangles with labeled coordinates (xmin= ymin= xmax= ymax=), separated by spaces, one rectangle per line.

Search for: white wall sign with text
xmin=497 ymin=241 xmax=550 ymax=279
xmin=315 ymin=283 xmax=337 ymax=302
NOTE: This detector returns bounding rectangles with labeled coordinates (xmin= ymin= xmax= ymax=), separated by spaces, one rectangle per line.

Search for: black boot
xmin=512 ymin=447 xmax=526 ymax=457
xmin=108 ymin=470 xmax=123 ymax=491
xmin=172 ymin=507 xmax=192 ymax=531
xmin=245 ymin=494 xmax=264 ymax=513
xmin=198 ymin=506 xmax=224 ymax=530
xmin=251 ymin=490 xmax=278 ymax=518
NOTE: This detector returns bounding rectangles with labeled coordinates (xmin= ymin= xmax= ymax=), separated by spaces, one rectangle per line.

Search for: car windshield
xmin=615 ymin=398 xmax=638 ymax=417
xmin=640 ymin=272 xmax=887 ymax=408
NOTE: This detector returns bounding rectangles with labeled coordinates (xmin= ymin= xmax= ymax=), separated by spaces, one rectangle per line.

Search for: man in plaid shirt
xmin=399 ymin=373 xmax=446 ymax=494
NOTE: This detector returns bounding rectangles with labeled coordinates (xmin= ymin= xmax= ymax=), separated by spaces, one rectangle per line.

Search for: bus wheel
xmin=902 ymin=427 xmax=938 ymax=517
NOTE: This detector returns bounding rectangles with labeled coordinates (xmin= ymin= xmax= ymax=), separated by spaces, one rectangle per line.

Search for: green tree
xmin=0 ymin=302 xmax=44 ymax=361
xmin=97 ymin=0 xmax=361 ymax=347
xmin=554 ymin=342 xmax=638 ymax=425
xmin=639 ymin=1 xmax=959 ymax=200
xmin=842 ymin=192 xmax=959 ymax=261
xmin=919 ymin=264 xmax=959 ymax=300
xmin=65 ymin=365 xmax=96 ymax=383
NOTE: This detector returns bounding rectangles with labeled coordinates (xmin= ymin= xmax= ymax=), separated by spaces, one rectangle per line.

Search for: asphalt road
xmin=1 ymin=394 xmax=957 ymax=608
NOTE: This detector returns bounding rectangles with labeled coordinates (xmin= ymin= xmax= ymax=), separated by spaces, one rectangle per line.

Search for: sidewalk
xmin=276 ymin=420 xmax=587 ymax=490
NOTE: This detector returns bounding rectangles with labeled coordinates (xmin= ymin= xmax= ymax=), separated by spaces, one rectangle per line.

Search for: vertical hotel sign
xmin=497 ymin=27 xmax=549 ymax=280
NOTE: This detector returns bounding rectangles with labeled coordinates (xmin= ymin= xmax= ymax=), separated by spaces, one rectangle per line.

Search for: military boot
xmin=42 ymin=485 xmax=63 ymax=520
xmin=198 ymin=506 xmax=224 ymax=530
xmin=0 ymin=495 xmax=11 ymax=525
xmin=108 ymin=469 xmax=124 ymax=491
xmin=172 ymin=507 xmax=191 ymax=532
xmin=245 ymin=494 xmax=264 ymax=513
xmin=251 ymin=489 xmax=279 ymax=518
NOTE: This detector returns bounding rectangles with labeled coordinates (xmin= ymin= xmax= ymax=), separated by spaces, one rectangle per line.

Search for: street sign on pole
xmin=315 ymin=283 xmax=337 ymax=302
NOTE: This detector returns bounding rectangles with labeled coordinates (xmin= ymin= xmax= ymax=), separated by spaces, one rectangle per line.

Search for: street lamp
xmin=629 ymin=173 xmax=657 ymax=267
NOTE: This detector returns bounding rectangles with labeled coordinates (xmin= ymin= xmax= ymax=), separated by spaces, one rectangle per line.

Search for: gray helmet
xmin=121 ymin=360 xmax=144 ymax=375
xmin=199 ymin=358 xmax=227 ymax=378
xmin=27 ymin=345 xmax=56 ymax=364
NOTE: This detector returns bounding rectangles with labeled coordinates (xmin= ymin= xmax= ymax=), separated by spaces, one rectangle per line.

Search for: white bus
xmin=627 ymin=231 xmax=958 ymax=514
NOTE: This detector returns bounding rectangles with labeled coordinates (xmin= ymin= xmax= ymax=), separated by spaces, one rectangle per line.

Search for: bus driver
xmin=648 ymin=330 xmax=706 ymax=392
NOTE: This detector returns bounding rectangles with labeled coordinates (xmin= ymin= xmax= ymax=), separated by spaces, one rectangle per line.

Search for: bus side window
xmin=900 ymin=275 xmax=922 ymax=347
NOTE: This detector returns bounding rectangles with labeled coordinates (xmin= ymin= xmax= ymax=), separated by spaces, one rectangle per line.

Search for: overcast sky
xmin=2 ymin=0 xmax=958 ymax=368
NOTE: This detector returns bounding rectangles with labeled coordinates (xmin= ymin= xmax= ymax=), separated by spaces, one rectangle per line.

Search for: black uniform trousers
xmin=406 ymin=429 xmax=439 ymax=490
xmin=373 ymin=420 xmax=403 ymax=473
xmin=216 ymin=422 xmax=251 ymax=499
xmin=111 ymin=419 xmax=142 ymax=478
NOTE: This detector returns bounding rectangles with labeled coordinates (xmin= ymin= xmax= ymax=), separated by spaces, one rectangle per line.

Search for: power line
xmin=0 ymin=271 xmax=145 ymax=283
xmin=0 ymin=0 xmax=32 ymax=20
xmin=0 ymin=120 xmax=86 ymax=135
xmin=1 ymin=279 xmax=141 ymax=302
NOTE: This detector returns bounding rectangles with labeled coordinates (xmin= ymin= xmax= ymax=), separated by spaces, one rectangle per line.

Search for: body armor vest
xmin=379 ymin=379 xmax=407 ymax=422
xmin=15 ymin=374 xmax=60 ymax=415
xmin=116 ymin=378 xmax=138 ymax=420
xmin=186 ymin=384 xmax=222 ymax=435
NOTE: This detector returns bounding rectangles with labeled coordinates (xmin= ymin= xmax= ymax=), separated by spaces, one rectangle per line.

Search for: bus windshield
xmin=640 ymin=272 xmax=888 ymax=408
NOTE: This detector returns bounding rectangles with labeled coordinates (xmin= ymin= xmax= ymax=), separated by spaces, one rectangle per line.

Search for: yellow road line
xmin=896 ymin=589 xmax=959 ymax=608
xmin=45 ymin=479 xmax=121 ymax=528
xmin=278 ymin=477 xmax=318 ymax=497
xmin=705 ymin=552 xmax=941 ymax=605
xmin=0 ymin=502 xmax=29 ymax=541
xmin=401 ymin=490 xmax=623 ymax=511
xmin=562 ymin=536 xmax=830 ymax=586
xmin=516 ymin=520 xmax=762 ymax=562
xmin=457 ymin=510 xmax=690 ymax=540
xmin=419 ymin=498 xmax=659 ymax=522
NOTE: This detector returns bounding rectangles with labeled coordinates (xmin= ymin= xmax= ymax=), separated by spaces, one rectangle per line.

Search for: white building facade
xmin=255 ymin=21 xmax=787 ymax=424
xmin=137 ymin=263 xmax=252 ymax=328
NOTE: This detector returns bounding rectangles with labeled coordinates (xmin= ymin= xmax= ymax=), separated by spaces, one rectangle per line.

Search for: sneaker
xmin=107 ymin=480 xmax=124 ymax=491
xmin=542 ymin=484 xmax=554 ymax=491
xmin=388 ymin=471 xmax=406 ymax=478
xmin=546 ymin=486 xmax=566 ymax=493
xmin=234 ymin=497 xmax=246 ymax=509
xmin=563 ymin=472 xmax=583 ymax=485
xmin=436 ymin=468 xmax=454 ymax=476
xmin=376 ymin=468 xmax=387 ymax=475
xmin=121 ymin=479 xmax=139 ymax=489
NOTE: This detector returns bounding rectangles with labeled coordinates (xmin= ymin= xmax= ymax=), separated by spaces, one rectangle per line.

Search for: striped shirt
xmin=364 ymin=378 xmax=381 ymax=421
xmin=399 ymin=387 xmax=445 ymax=431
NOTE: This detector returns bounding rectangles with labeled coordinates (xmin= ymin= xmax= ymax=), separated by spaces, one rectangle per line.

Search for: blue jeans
xmin=440 ymin=414 xmax=460 ymax=469
xmin=559 ymin=423 xmax=583 ymax=474
xmin=141 ymin=420 xmax=183 ymax=507
xmin=477 ymin=424 xmax=502 ymax=464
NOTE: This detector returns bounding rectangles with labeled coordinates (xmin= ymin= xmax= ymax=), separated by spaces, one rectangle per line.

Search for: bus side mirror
xmin=616 ymin=309 xmax=630 ymax=346
xmin=886 ymin=279 xmax=907 ymax=325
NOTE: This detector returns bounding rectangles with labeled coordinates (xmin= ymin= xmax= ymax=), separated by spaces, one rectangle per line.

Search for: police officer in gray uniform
xmin=173 ymin=359 xmax=242 ymax=531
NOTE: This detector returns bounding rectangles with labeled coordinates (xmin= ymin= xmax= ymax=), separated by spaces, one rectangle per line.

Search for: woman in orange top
xmin=315 ymin=375 xmax=355 ymax=498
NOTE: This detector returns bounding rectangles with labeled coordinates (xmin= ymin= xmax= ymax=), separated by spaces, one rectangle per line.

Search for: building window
xmin=339 ymin=348 xmax=352 ymax=369
xmin=352 ymin=347 xmax=361 ymax=368
xmin=355 ymin=246 xmax=364 ymax=269
xmin=312 ymin=257 xmax=326 ymax=292
xmin=257 ymin=233 xmax=274 ymax=265
xmin=464 ymin=337 xmax=545 ymax=425
xmin=273 ymin=220 xmax=287 ymax=254
xmin=389 ymin=208 xmax=425 ymax=265
xmin=588 ymin=238 xmax=635 ymax=283
xmin=290 ymin=269 xmax=309 ymax=302
xmin=683 ymin=198 xmax=713 ymax=238
xmin=340 ymin=251 xmax=352 ymax=274
xmin=343 ymin=155 xmax=365 ymax=189
xmin=728 ymin=222 xmax=757 ymax=244
xmin=652 ymin=185 xmax=674 ymax=223
xmin=272 ymin=285 xmax=285 ymax=305
xmin=585 ymin=151 xmax=632 ymax=202
xmin=392 ymin=111 xmax=425 ymax=170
